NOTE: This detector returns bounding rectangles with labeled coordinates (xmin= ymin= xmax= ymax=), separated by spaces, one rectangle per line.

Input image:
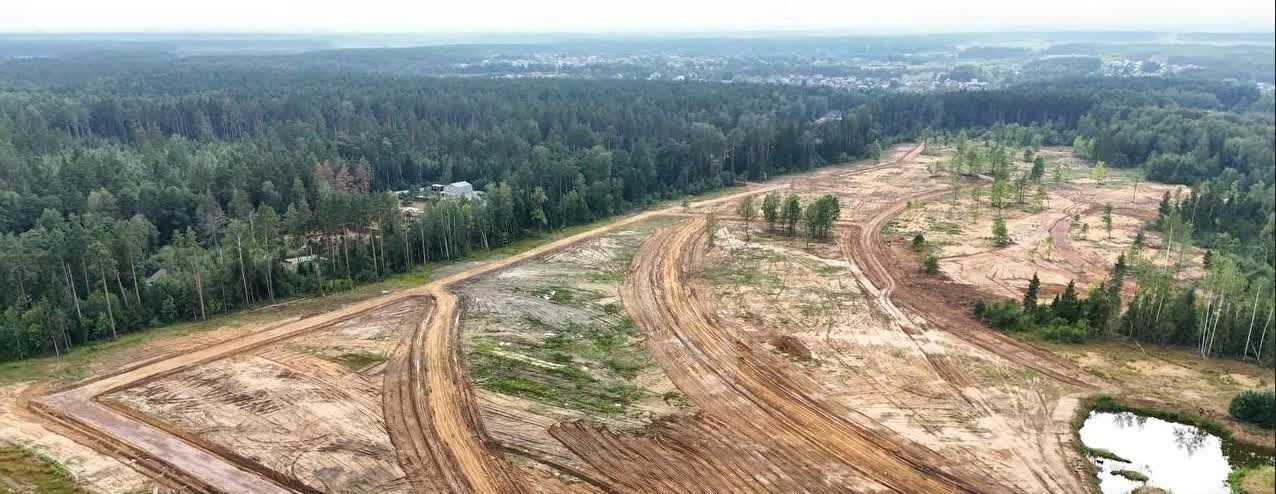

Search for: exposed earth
xmin=4 ymin=142 xmax=1272 ymax=494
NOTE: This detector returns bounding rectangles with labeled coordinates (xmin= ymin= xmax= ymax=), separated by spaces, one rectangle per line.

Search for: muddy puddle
xmin=1080 ymin=411 xmax=1274 ymax=493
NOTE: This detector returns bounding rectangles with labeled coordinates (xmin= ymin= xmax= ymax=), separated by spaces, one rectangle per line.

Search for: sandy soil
xmin=103 ymin=300 xmax=424 ymax=494
xmin=889 ymin=149 xmax=1195 ymax=302
xmin=20 ymin=141 xmax=1260 ymax=494
xmin=456 ymin=218 xmax=688 ymax=486
xmin=706 ymin=223 xmax=1091 ymax=492
xmin=1049 ymin=340 xmax=1275 ymax=446
xmin=0 ymin=383 xmax=156 ymax=494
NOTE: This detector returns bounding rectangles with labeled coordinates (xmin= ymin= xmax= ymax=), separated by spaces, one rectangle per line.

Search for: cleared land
xmin=14 ymin=142 xmax=1271 ymax=494
xmin=889 ymin=149 xmax=1198 ymax=302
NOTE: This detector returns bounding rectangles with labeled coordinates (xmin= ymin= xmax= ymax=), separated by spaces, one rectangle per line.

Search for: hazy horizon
xmin=4 ymin=0 xmax=1274 ymax=35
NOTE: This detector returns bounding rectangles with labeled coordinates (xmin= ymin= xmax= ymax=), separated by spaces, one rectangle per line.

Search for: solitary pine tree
xmin=1090 ymin=161 xmax=1108 ymax=185
xmin=1023 ymin=272 xmax=1041 ymax=312
xmin=992 ymin=216 xmax=1010 ymax=247
xmin=1029 ymin=156 xmax=1045 ymax=181
xmin=736 ymin=195 xmax=758 ymax=241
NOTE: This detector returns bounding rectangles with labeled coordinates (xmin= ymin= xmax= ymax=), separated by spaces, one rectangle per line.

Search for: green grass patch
xmin=1083 ymin=446 xmax=1130 ymax=464
xmin=1113 ymin=469 xmax=1149 ymax=482
xmin=703 ymin=249 xmax=783 ymax=292
xmin=469 ymin=317 xmax=650 ymax=416
xmin=929 ymin=221 xmax=963 ymax=234
xmin=1230 ymin=465 xmax=1275 ymax=494
xmin=328 ymin=351 xmax=386 ymax=371
xmin=0 ymin=443 xmax=89 ymax=494
xmin=532 ymin=285 xmax=575 ymax=304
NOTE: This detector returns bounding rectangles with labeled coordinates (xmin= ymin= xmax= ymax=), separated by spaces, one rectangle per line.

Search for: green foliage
xmin=992 ymin=216 xmax=1011 ymax=246
xmin=781 ymin=194 xmax=803 ymax=236
xmin=1083 ymin=446 xmax=1130 ymax=463
xmin=0 ymin=443 xmax=89 ymax=494
xmin=801 ymin=194 xmax=841 ymax=240
xmin=1023 ymin=272 xmax=1040 ymax=312
xmin=1229 ymin=390 xmax=1276 ymax=429
xmin=736 ymin=195 xmax=757 ymax=240
xmin=761 ymin=191 xmax=781 ymax=232
xmin=1230 ymin=466 xmax=1275 ymax=494
xmin=976 ymin=261 xmax=1131 ymax=343
xmin=911 ymin=234 xmax=926 ymax=251
xmin=330 ymin=351 xmax=386 ymax=371
xmin=923 ymin=255 xmax=940 ymax=274
xmin=0 ymin=56 xmax=1271 ymax=365
xmin=1112 ymin=470 xmax=1149 ymax=482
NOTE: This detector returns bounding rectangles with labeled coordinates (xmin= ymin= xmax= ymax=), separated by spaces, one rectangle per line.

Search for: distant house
xmin=283 ymin=255 xmax=322 ymax=272
xmin=442 ymin=181 xmax=476 ymax=199
xmin=425 ymin=181 xmax=483 ymax=200
xmin=144 ymin=269 xmax=169 ymax=286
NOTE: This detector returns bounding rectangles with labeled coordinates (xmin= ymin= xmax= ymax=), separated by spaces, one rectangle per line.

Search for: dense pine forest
xmin=1 ymin=55 xmax=1273 ymax=364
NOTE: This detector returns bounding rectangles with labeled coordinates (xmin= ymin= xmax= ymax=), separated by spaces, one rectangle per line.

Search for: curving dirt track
xmin=843 ymin=185 xmax=1105 ymax=390
xmin=380 ymin=182 xmax=798 ymax=494
xmin=618 ymin=217 xmax=1008 ymax=493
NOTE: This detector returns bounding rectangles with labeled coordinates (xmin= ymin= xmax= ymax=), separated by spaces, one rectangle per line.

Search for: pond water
xmin=1079 ymin=411 xmax=1275 ymax=494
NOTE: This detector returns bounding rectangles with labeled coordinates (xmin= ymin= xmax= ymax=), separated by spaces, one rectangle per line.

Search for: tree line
xmin=0 ymin=58 xmax=1271 ymax=362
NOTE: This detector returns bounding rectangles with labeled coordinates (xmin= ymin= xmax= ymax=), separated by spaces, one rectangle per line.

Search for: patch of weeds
xmin=469 ymin=317 xmax=651 ymax=417
xmin=533 ymin=285 xmax=575 ymax=304
xmin=0 ymin=443 xmax=90 ymax=494
xmin=487 ymin=376 xmax=553 ymax=399
xmin=1112 ymin=470 xmax=1149 ymax=482
xmin=662 ymin=390 xmax=693 ymax=409
xmin=329 ymin=351 xmax=386 ymax=371
xmin=704 ymin=252 xmax=781 ymax=291
xmin=586 ymin=268 xmax=626 ymax=283
xmin=1230 ymin=465 xmax=1275 ymax=494
xmin=1083 ymin=446 xmax=1130 ymax=463
xmin=929 ymin=221 xmax=963 ymax=234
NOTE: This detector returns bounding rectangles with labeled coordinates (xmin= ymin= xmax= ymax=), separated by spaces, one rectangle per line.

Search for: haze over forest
xmin=0 ymin=3 xmax=1273 ymax=494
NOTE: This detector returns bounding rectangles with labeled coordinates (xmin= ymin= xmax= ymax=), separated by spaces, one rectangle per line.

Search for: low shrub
xmin=1229 ymin=389 xmax=1275 ymax=429
xmin=923 ymin=255 xmax=940 ymax=274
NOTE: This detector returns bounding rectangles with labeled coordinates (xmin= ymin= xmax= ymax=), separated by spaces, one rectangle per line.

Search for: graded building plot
xmin=887 ymin=147 xmax=1196 ymax=302
xmin=704 ymin=221 xmax=1089 ymax=493
xmin=698 ymin=143 xmax=936 ymax=219
xmin=455 ymin=216 xmax=689 ymax=480
xmin=100 ymin=299 xmax=426 ymax=494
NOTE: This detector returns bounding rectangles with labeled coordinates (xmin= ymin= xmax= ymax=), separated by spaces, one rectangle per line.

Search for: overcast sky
xmin=3 ymin=0 xmax=1273 ymax=34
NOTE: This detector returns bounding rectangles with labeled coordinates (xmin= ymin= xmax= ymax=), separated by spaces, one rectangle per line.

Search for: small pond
xmin=1079 ymin=411 xmax=1274 ymax=494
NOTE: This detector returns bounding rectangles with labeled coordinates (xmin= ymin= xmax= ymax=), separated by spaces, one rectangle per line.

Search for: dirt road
xmin=619 ymin=217 xmax=1007 ymax=493
xmin=843 ymin=185 xmax=1105 ymax=390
